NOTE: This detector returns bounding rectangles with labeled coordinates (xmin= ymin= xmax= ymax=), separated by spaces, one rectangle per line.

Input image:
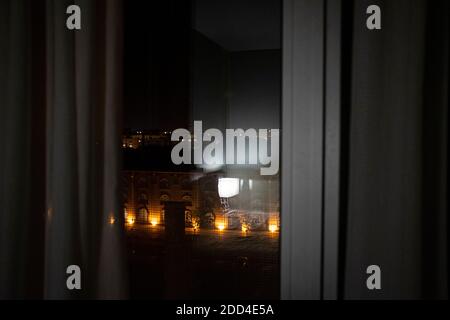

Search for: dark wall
xmin=191 ymin=42 xmax=281 ymax=132
xmin=191 ymin=31 xmax=229 ymax=132
xmin=228 ymin=50 xmax=281 ymax=130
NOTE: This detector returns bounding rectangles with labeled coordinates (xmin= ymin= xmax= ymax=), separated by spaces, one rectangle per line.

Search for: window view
xmin=2 ymin=0 xmax=449 ymax=306
xmin=122 ymin=0 xmax=281 ymax=299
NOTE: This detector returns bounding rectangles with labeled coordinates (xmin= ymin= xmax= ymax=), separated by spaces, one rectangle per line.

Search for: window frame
xmin=281 ymin=0 xmax=342 ymax=300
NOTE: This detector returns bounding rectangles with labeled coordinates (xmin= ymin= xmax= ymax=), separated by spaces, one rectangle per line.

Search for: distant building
xmin=122 ymin=170 xmax=223 ymax=228
xmin=122 ymin=129 xmax=173 ymax=149
xmin=122 ymin=170 xmax=280 ymax=232
xmin=121 ymin=131 xmax=280 ymax=232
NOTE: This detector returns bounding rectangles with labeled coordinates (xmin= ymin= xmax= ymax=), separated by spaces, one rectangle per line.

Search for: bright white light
xmin=218 ymin=178 xmax=240 ymax=198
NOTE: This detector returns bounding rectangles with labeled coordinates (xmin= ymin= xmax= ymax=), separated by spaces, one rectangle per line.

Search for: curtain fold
xmin=97 ymin=0 xmax=127 ymax=299
xmin=0 ymin=0 xmax=33 ymax=298
xmin=0 ymin=0 xmax=126 ymax=299
xmin=345 ymin=0 xmax=448 ymax=299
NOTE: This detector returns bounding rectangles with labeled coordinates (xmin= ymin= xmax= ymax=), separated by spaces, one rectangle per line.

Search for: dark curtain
xmin=0 ymin=0 xmax=126 ymax=299
xmin=344 ymin=0 xmax=448 ymax=299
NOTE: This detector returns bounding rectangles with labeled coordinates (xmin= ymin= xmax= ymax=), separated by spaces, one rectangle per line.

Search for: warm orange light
xmin=269 ymin=224 xmax=278 ymax=233
xmin=241 ymin=224 xmax=249 ymax=233
xmin=127 ymin=215 xmax=135 ymax=225
xmin=148 ymin=212 xmax=160 ymax=226
xmin=109 ymin=216 xmax=115 ymax=225
xmin=192 ymin=219 xmax=200 ymax=231
xmin=215 ymin=213 xmax=226 ymax=232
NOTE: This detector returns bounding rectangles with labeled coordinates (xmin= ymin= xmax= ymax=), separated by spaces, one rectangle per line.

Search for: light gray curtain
xmin=345 ymin=0 xmax=448 ymax=299
xmin=0 ymin=0 xmax=127 ymax=299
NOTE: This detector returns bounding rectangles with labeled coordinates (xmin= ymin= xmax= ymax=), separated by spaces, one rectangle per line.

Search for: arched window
xmin=185 ymin=210 xmax=192 ymax=225
xmin=138 ymin=207 xmax=148 ymax=222
xmin=138 ymin=192 xmax=148 ymax=203
xmin=182 ymin=194 xmax=192 ymax=202
xmin=137 ymin=176 xmax=147 ymax=187
xmin=159 ymin=178 xmax=169 ymax=189
xmin=160 ymin=194 xmax=170 ymax=202
xmin=181 ymin=178 xmax=192 ymax=190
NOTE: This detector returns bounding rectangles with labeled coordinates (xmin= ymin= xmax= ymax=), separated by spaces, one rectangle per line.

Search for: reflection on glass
xmin=123 ymin=0 xmax=281 ymax=299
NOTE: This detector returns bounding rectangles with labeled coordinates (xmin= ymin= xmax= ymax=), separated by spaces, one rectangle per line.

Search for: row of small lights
xmin=201 ymin=222 xmax=279 ymax=233
xmin=123 ymin=216 xmax=278 ymax=234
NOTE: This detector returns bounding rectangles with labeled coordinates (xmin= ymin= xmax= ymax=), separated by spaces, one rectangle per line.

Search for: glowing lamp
xmin=218 ymin=178 xmax=239 ymax=198
xmin=192 ymin=219 xmax=200 ymax=231
xmin=217 ymin=223 xmax=225 ymax=231
xmin=127 ymin=216 xmax=135 ymax=225
xmin=269 ymin=224 xmax=278 ymax=233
